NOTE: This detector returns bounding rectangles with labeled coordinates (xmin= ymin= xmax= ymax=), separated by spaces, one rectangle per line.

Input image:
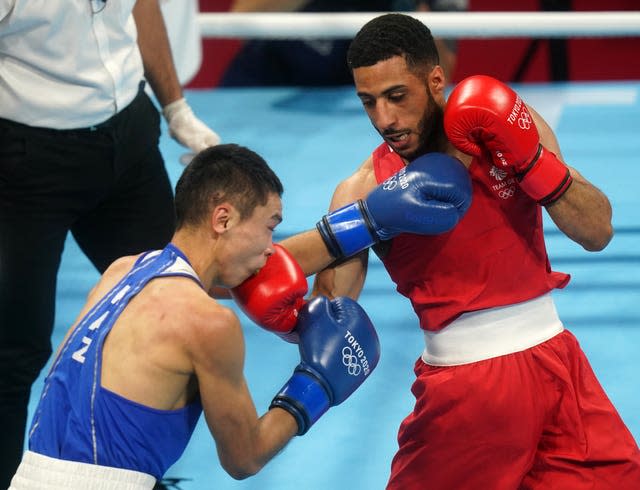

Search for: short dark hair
xmin=347 ymin=13 xmax=439 ymax=74
xmin=174 ymin=144 xmax=283 ymax=229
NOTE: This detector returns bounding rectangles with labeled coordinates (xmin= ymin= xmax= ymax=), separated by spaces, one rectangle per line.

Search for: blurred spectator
xmin=220 ymin=0 xmax=466 ymax=86
xmin=416 ymin=0 xmax=468 ymax=79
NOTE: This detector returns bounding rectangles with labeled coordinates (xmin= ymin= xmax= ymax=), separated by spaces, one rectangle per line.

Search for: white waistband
xmin=9 ymin=451 xmax=156 ymax=490
xmin=422 ymin=293 xmax=564 ymax=366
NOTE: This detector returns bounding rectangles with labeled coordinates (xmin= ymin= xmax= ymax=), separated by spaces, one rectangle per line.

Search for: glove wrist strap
xmin=518 ymin=145 xmax=573 ymax=205
xmin=270 ymin=370 xmax=331 ymax=435
xmin=316 ymin=201 xmax=377 ymax=259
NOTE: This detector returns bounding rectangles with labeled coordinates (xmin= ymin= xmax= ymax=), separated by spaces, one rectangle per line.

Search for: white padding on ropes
xmin=198 ymin=11 xmax=640 ymax=39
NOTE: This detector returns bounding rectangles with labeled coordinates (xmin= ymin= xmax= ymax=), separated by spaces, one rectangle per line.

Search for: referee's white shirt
xmin=0 ymin=0 xmax=143 ymax=129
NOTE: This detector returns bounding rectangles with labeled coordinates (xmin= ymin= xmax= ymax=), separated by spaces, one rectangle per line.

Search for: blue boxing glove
xmin=270 ymin=296 xmax=380 ymax=435
xmin=317 ymin=152 xmax=472 ymax=259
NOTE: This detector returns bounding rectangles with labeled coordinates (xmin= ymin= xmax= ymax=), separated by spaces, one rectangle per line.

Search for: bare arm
xmin=279 ymin=229 xmax=369 ymax=300
xmin=133 ymin=0 xmax=182 ymax=106
xmin=279 ymin=229 xmax=334 ymax=277
xmin=530 ymin=106 xmax=613 ymax=251
xmin=307 ymin=158 xmax=378 ymax=299
xmin=312 ymin=252 xmax=369 ymax=300
xmin=191 ymin=305 xmax=297 ymax=479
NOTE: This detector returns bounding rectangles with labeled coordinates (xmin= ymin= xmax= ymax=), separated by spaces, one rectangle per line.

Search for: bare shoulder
xmin=107 ymin=254 xmax=140 ymax=275
xmin=82 ymin=255 xmax=139 ymax=308
xmin=175 ymin=289 xmax=244 ymax=371
xmin=330 ymin=155 xmax=377 ymax=209
xmin=99 ymin=255 xmax=138 ymax=286
xmin=60 ymin=254 xmax=142 ymax=349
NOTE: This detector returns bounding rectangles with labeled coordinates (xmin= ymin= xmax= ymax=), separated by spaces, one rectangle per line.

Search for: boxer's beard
xmin=406 ymin=91 xmax=446 ymax=162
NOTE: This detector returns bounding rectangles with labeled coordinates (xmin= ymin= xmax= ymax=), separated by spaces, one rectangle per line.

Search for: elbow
xmin=581 ymin=224 xmax=614 ymax=252
xmin=221 ymin=457 xmax=263 ymax=481
xmin=226 ymin=469 xmax=256 ymax=481
xmin=582 ymin=239 xmax=610 ymax=253
xmin=224 ymin=467 xmax=258 ymax=481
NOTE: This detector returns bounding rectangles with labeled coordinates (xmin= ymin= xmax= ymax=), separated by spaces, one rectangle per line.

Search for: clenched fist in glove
xmin=270 ymin=295 xmax=380 ymax=435
xmin=231 ymin=244 xmax=308 ymax=343
xmin=317 ymin=152 xmax=472 ymax=259
xmin=444 ymin=75 xmax=572 ymax=205
xmin=162 ymin=97 xmax=221 ymax=155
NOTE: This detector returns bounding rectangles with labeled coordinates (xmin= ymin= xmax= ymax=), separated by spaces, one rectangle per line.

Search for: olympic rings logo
xmin=498 ymin=186 xmax=516 ymax=199
xmin=518 ymin=110 xmax=532 ymax=130
xmin=382 ymin=176 xmax=398 ymax=191
xmin=342 ymin=346 xmax=362 ymax=376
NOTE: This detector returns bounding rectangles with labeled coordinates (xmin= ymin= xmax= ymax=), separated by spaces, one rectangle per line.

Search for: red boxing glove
xmin=444 ymin=75 xmax=572 ymax=205
xmin=231 ymin=244 xmax=307 ymax=340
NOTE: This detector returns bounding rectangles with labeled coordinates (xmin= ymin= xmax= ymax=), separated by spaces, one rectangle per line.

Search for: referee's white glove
xmin=162 ymin=98 xmax=221 ymax=154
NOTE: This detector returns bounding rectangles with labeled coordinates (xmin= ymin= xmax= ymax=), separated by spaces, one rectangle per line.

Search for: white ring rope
xmin=198 ymin=11 xmax=640 ymax=39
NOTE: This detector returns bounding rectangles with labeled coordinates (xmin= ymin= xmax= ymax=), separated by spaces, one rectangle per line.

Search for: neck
xmin=171 ymin=228 xmax=218 ymax=289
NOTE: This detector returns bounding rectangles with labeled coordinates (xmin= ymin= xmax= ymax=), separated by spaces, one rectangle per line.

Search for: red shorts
xmin=387 ymin=330 xmax=640 ymax=489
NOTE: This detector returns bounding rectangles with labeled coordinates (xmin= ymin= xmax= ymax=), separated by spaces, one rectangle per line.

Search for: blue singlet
xmin=28 ymin=244 xmax=203 ymax=479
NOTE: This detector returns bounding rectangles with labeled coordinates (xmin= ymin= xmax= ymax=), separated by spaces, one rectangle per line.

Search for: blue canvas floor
xmin=29 ymin=81 xmax=640 ymax=489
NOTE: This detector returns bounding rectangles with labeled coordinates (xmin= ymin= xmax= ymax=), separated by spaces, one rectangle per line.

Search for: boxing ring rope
xmin=197 ymin=11 xmax=640 ymax=39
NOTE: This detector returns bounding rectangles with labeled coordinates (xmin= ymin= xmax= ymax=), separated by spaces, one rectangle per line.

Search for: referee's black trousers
xmin=0 ymin=88 xmax=176 ymax=487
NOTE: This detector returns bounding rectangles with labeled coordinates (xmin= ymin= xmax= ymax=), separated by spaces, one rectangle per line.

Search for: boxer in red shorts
xmin=255 ymin=13 xmax=640 ymax=490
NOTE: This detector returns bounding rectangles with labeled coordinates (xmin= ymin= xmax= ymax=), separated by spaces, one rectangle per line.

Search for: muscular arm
xmin=279 ymin=230 xmax=334 ymax=277
xmin=190 ymin=304 xmax=297 ymax=479
xmin=531 ymin=106 xmax=613 ymax=251
xmin=133 ymin=0 xmax=182 ymax=106
xmin=311 ymin=252 xmax=369 ymax=300
xmin=306 ymin=158 xmax=378 ymax=299
xmin=277 ymin=227 xmax=369 ymax=300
